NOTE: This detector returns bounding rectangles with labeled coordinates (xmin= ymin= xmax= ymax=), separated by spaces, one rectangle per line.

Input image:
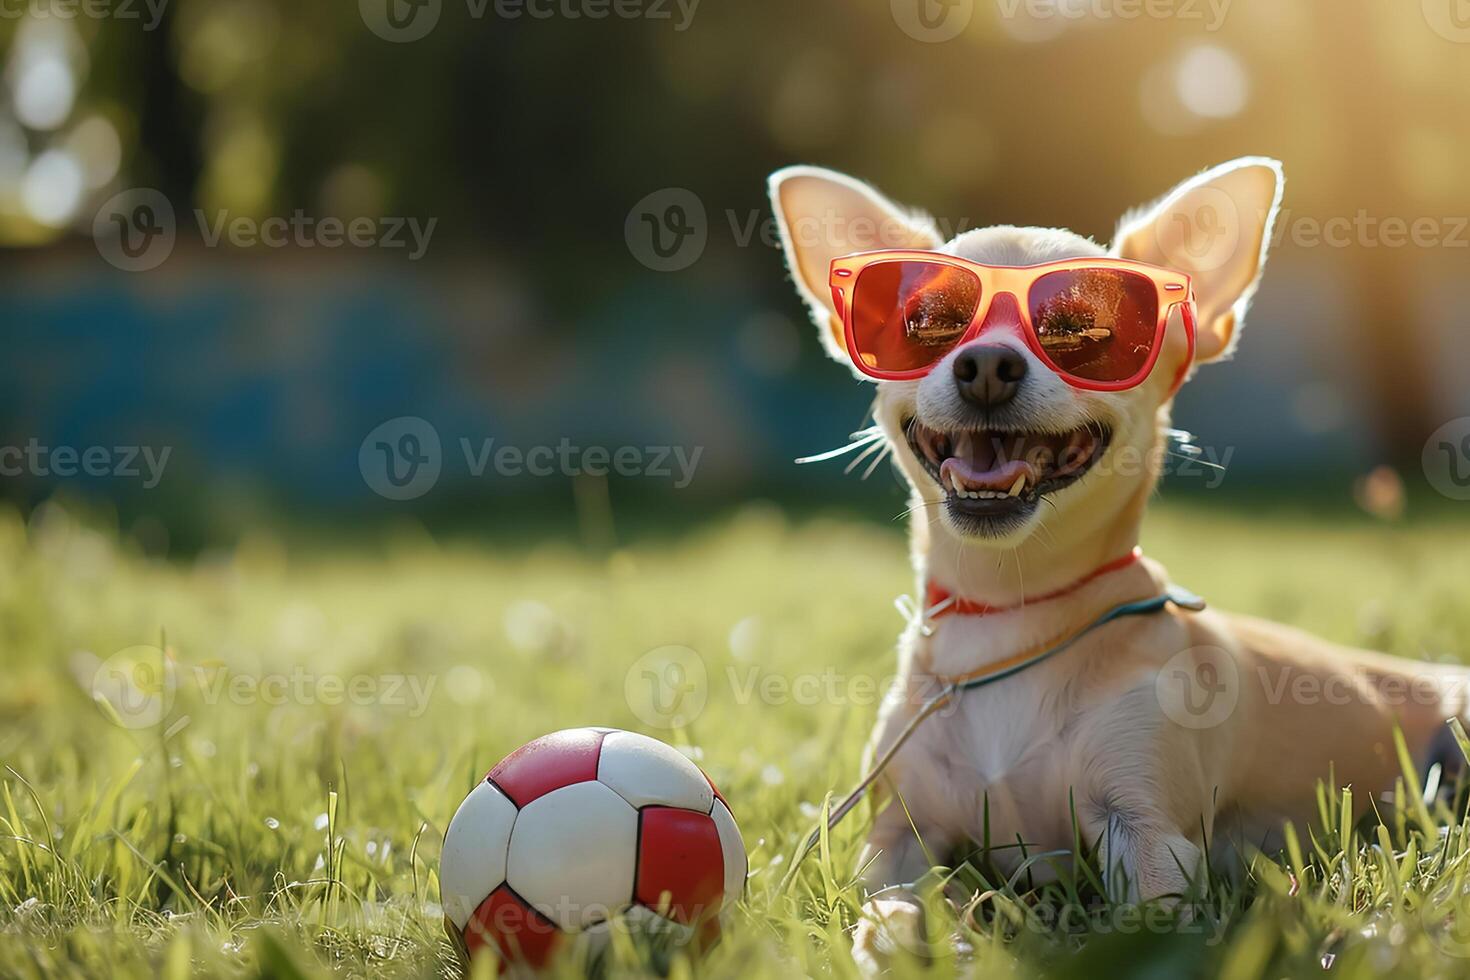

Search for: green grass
xmin=4 ymin=499 xmax=1470 ymax=978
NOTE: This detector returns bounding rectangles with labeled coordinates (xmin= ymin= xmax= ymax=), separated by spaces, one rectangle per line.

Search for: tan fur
xmin=767 ymin=159 xmax=1466 ymax=970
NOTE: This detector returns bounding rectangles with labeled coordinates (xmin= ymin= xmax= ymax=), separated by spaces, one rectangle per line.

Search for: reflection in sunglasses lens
xmin=851 ymin=261 xmax=981 ymax=374
xmin=1029 ymin=268 xmax=1158 ymax=384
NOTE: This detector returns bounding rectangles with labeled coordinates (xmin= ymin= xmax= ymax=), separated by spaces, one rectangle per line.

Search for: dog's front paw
xmin=851 ymin=896 xmax=928 ymax=976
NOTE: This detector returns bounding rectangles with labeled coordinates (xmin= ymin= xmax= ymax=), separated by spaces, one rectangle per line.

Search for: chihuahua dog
xmin=767 ymin=158 xmax=1468 ymax=968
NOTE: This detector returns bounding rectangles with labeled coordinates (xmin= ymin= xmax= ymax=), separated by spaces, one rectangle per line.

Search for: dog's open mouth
xmin=905 ymin=419 xmax=1111 ymax=524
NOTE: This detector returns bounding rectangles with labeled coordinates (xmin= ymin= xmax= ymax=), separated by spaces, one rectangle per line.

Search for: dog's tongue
xmin=940 ymin=455 xmax=1032 ymax=495
xmin=937 ymin=429 xmax=1099 ymax=495
xmin=940 ymin=430 xmax=1034 ymax=494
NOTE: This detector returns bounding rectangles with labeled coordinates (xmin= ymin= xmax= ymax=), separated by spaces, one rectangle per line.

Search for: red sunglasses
xmin=828 ymin=251 xmax=1197 ymax=392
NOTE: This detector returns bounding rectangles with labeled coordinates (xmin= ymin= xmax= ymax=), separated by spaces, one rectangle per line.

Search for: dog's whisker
xmin=1010 ymin=547 xmax=1024 ymax=605
xmin=843 ymin=437 xmax=888 ymax=476
xmin=794 ymin=430 xmax=885 ymax=466
xmin=859 ymin=444 xmax=893 ymax=480
xmin=1164 ymin=450 xmax=1225 ymax=471
xmin=894 ymin=500 xmax=949 ymax=521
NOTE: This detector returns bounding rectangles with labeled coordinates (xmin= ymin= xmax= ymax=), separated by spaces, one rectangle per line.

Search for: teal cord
xmin=779 ymin=584 xmax=1206 ymax=890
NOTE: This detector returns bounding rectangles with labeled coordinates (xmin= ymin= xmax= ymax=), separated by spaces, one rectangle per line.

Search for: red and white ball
xmin=440 ymin=727 xmax=745 ymax=969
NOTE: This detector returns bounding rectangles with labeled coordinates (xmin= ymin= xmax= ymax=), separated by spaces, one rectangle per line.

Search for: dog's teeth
xmin=1007 ymin=473 xmax=1026 ymax=497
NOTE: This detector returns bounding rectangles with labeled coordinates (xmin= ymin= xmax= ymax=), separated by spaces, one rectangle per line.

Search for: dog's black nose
xmin=953 ymin=346 xmax=1027 ymax=410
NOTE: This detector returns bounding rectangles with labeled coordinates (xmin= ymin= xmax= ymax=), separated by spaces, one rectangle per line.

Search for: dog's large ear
xmin=768 ymin=167 xmax=941 ymax=371
xmin=1114 ymin=157 xmax=1283 ymax=363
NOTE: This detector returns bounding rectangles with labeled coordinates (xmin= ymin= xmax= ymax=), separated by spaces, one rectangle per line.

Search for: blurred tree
xmin=1316 ymin=5 xmax=1436 ymax=465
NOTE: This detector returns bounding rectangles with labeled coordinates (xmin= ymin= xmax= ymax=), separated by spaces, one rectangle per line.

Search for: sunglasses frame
xmin=829 ymin=251 xmax=1197 ymax=392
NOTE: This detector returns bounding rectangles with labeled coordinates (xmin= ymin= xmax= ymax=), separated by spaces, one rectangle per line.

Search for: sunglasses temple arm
xmin=1164 ymin=300 xmax=1198 ymax=399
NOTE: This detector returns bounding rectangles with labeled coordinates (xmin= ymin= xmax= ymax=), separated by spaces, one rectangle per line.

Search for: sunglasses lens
xmin=850 ymin=261 xmax=981 ymax=374
xmin=1028 ymin=268 xmax=1160 ymax=384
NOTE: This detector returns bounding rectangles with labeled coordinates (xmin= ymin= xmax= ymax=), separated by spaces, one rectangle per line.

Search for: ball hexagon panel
xmin=488 ymin=727 xmax=608 ymax=806
xmin=597 ymin=731 xmax=714 ymax=812
xmin=465 ymin=884 xmax=562 ymax=969
xmin=507 ymin=780 xmax=639 ymax=930
xmin=710 ymin=799 xmax=747 ymax=909
xmin=440 ymin=780 xmax=518 ymax=929
xmin=635 ymin=806 xmax=726 ymax=925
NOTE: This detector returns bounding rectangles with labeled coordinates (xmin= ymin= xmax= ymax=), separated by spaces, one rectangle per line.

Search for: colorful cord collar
xmin=924 ymin=547 xmax=1145 ymax=621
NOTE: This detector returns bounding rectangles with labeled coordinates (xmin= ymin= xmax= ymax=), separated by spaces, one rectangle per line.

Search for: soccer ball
xmin=440 ymin=727 xmax=746 ymax=969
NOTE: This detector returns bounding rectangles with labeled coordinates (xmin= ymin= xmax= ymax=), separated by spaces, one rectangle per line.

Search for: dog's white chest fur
xmin=874 ymin=616 xmax=1101 ymax=870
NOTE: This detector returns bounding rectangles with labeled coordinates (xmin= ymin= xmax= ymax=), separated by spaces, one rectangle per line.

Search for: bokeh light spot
xmin=21 ymin=149 xmax=85 ymax=227
xmin=1175 ymin=44 xmax=1249 ymax=119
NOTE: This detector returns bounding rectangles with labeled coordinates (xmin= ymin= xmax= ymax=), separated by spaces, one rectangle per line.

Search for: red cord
xmin=925 ymin=547 xmax=1144 ymax=620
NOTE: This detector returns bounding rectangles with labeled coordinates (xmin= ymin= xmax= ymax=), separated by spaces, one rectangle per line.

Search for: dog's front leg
xmin=850 ymin=801 xmax=951 ymax=975
xmin=1093 ymin=806 xmax=1205 ymax=909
